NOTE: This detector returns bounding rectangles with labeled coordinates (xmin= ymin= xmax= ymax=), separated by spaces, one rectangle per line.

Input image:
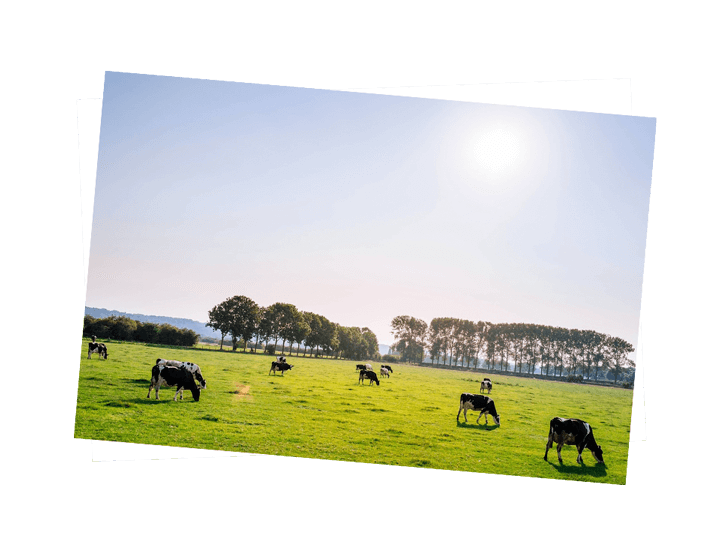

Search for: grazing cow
xmin=356 ymin=364 xmax=366 ymax=371
xmin=364 ymin=364 xmax=373 ymax=371
xmin=380 ymin=367 xmax=390 ymax=378
xmin=147 ymin=365 xmax=200 ymax=401
xmin=457 ymin=393 xmax=500 ymax=425
xmin=269 ymin=361 xmax=293 ymax=376
xmin=381 ymin=364 xmax=393 ymax=373
xmin=544 ymin=417 xmax=604 ymax=465
xmin=87 ymin=336 xmax=108 ymax=359
xmin=358 ymin=369 xmax=380 ymax=386
xmin=156 ymin=358 xmax=207 ymax=389
xmin=480 ymin=379 xmax=492 ymax=394
xmin=276 ymin=356 xmax=287 ymax=363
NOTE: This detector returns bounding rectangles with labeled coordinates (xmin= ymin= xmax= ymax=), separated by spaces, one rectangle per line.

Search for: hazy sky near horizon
xmin=86 ymin=72 xmax=656 ymax=347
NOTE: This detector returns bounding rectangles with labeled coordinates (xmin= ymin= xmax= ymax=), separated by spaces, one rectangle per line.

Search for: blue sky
xmin=87 ymin=72 xmax=656 ymax=347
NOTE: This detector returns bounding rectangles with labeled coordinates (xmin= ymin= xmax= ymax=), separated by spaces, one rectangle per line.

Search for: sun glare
xmin=471 ymin=126 xmax=524 ymax=177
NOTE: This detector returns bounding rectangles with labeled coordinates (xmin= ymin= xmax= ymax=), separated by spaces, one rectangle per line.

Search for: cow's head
xmin=492 ymin=414 xmax=500 ymax=426
xmin=591 ymin=445 xmax=604 ymax=464
xmin=190 ymin=386 xmax=201 ymax=401
xmin=195 ymin=372 xmax=207 ymax=389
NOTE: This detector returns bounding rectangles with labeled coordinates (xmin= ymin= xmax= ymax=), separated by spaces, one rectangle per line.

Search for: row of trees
xmin=206 ymin=295 xmax=379 ymax=360
xmin=83 ymin=315 xmax=199 ymax=347
xmin=391 ymin=315 xmax=635 ymax=384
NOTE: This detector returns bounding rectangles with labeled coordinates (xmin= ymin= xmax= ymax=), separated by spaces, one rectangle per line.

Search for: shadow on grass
xmin=545 ymin=460 xmax=608 ymax=477
xmin=456 ymin=420 xmax=500 ymax=431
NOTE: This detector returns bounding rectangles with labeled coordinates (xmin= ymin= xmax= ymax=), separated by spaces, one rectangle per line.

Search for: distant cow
xmin=147 ymin=364 xmax=200 ymax=401
xmin=270 ymin=361 xmax=293 ymax=376
xmin=156 ymin=359 xmax=207 ymax=389
xmin=276 ymin=356 xmax=287 ymax=363
xmin=457 ymin=393 xmax=500 ymax=425
xmin=356 ymin=364 xmax=365 ymax=371
xmin=87 ymin=336 xmax=108 ymax=359
xmin=544 ymin=417 xmax=604 ymax=465
xmin=381 ymin=364 xmax=393 ymax=373
xmin=480 ymin=379 xmax=492 ymax=394
xmin=380 ymin=367 xmax=390 ymax=378
xmin=365 ymin=364 xmax=373 ymax=371
xmin=359 ymin=369 xmax=380 ymax=386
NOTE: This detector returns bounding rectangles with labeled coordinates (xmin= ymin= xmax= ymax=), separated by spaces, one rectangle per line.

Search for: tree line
xmin=83 ymin=315 xmax=199 ymax=347
xmin=206 ymin=295 xmax=380 ymax=361
xmin=391 ymin=315 xmax=635 ymax=384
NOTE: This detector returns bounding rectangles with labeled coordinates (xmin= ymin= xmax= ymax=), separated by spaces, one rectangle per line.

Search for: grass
xmin=74 ymin=339 xmax=633 ymax=484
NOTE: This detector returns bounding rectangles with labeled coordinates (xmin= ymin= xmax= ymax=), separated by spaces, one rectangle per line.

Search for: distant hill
xmin=84 ymin=307 xmax=221 ymax=339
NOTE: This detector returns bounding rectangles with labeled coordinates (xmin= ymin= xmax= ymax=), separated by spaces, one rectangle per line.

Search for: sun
xmin=470 ymin=126 xmax=525 ymax=177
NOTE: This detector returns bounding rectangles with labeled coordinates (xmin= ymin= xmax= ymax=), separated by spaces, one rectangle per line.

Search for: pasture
xmin=74 ymin=339 xmax=633 ymax=484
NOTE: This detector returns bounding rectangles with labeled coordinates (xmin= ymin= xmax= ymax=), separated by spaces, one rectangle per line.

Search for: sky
xmin=86 ymin=72 xmax=656 ymax=348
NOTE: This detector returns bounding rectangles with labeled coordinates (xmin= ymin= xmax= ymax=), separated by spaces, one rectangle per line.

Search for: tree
xmin=391 ymin=315 xmax=427 ymax=364
xmin=207 ymin=301 xmax=233 ymax=350
xmin=606 ymin=336 xmax=635 ymax=385
xmin=361 ymin=327 xmax=379 ymax=360
xmin=207 ymin=295 xmax=260 ymax=352
xmin=271 ymin=303 xmax=304 ymax=355
xmin=302 ymin=311 xmax=322 ymax=356
xmin=284 ymin=306 xmax=310 ymax=356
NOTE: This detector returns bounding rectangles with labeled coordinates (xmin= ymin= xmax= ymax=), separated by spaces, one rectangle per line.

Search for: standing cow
xmin=358 ymin=369 xmax=380 ymax=386
xmin=156 ymin=358 xmax=207 ymax=389
xmin=147 ymin=364 xmax=200 ymax=401
xmin=270 ymin=361 xmax=293 ymax=376
xmin=480 ymin=378 xmax=492 ymax=394
xmin=544 ymin=417 xmax=604 ymax=465
xmin=87 ymin=336 xmax=108 ymax=359
xmin=457 ymin=393 xmax=500 ymax=425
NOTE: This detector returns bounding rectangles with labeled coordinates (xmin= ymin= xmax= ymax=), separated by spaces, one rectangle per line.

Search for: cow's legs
xmin=576 ymin=445 xmax=584 ymax=464
xmin=557 ymin=443 xmax=564 ymax=464
xmin=146 ymin=384 xmax=152 ymax=399
xmin=544 ymin=429 xmax=554 ymax=461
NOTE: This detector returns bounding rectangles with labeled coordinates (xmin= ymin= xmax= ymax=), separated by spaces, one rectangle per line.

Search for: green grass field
xmin=74 ymin=339 xmax=633 ymax=484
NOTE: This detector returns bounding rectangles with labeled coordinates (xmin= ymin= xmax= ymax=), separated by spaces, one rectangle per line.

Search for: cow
xmin=480 ymin=379 xmax=492 ymax=394
xmin=364 ymin=364 xmax=373 ymax=371
xmin=276 ymin=356 xmax=287 ymax=363
xmin=381 ymin=364 xmax=393 ymax=373
xmin=380 ymin=367 xmax=390 ymax=378
xmin=457 ymin=393 xmax=500 ymax=425
xmin=356 ymin=364 xmax=366 ymax=371
xmin=87 ymin=336 xmax=108 ymax=359
xmin=156 ymin=358 xmax=207 ymax=389
xmin=269 ymin=361 xmax=293 ymax=376
xmin=358 ymin=369 xmax=380 ymax=386
xmin=147 ymin=364 xmax=200 ymax=401
xmin=544 ymin=417 xmax=604 ymax=465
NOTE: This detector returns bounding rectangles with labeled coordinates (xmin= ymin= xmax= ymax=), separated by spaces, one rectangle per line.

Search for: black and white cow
xmin=364 ymin=364 xmax=373 ymax=371
xmin=380 ymin=367 xmax=390 ymax=378
xmin=276 ymin=356 xmax=287 ymax=364
xmin=358 ymin=369 xmax=380 ymax=386
xmin=457 ymin=393 xmax=500 ymax=425
xmin=381 ymin=364 xmax=393 ymax=373
xmin=269 ymin=361 xmax=293 ymax=376
xmin=147 ymin=364 xmax=200 ymax=401
xmin=480 ymin=378 xmax=492 ymax=394
xmin=87 ymin=336 xmax=108 ymax=359
xmin=356 ymin=364 xmax=366 ymax=371
xmin=156 ymin=359 xmax=207 ymax=389
xmin=544 ymin=417 xmax=604 ymax=465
